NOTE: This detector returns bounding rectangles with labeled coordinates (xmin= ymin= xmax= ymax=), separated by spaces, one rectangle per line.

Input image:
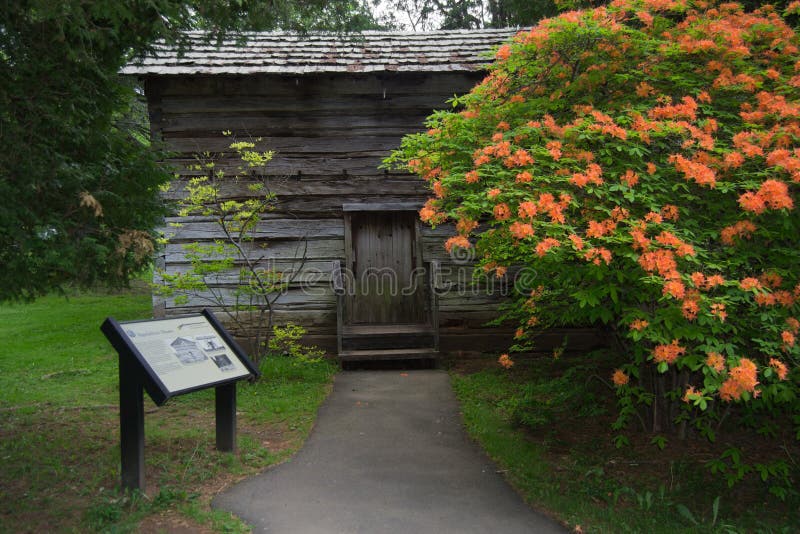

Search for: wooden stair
xmin=338 ymin=324 xmax=438 ymax=362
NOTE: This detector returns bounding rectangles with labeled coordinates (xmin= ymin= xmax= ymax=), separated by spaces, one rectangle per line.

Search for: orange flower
xmin=516 ymin=171 xmax=533 ymax=183
xmin=724 ymin=151 xmax=745 ymax=169
xmin=781 ymin=330 xmax=796 ymax=349
xmin=518 ymin=201 xmax=538 ymax=218
xmin=509 ymin=221 xmax=535 ymax=240
xmin=546 ymin=141 xmax=562 ymax=160
xmin=786 ymin=317 xmax=800 ymax=333
xmin=769 ymin=358 xmax=788 ymax=380
xmin=719 ymin=378 xmax=742 ymax=401
xmin=638 ymin=249 xmax=677 ymax=276
xmin=487 ymin=188 xmax=501 ymax=199
xmin=456 ymin=218 xmax=478 ymax=235
xmin=612 ymin=369 xmax=630 ymax=386
xmin=758 ymin=272 xmax=782 ymax=289
xmin=419 ymin=199 xmax=444 ymax=224
xmin=727 ymin=358 xmax=759 ymax=398
xmin=710 ymin=302 xmax=727 ymax=322
xmin=445 ymin=235 xmax=471 ymax=253
xmin=630 ymin=229 xmax=651 ymax=251
xmin=661 ymin=204 xmax=679 ymax=221
xmin=498 ymin=353 xmax=514 ymax=369
xmin=535 ymin=238 xmax=561 ymax=257
xmin=620 ymin=169 xmax=639 ymax=187
xmin=465 ymin=170 xmax=480 ymax=183
xmin=663 ymin=279 xmax=686 ymax=300
xmin=611 ymin=207 xmax=630 ymax=222
xmin=739 ymin=180 xmax=794 ymax=213
xmin=474 ymin=154 xmax=491 ymax=166
xmin=504 ymin=149 xmax=534 ymax=168
xmin=739 ymin=277 xmax=762 ymax=290
xmin=630 ymin=319 xmax=649 ymax=331
xmin=682 ymin=298 xmax=699 ymax=320
xmin=496 ymin=44 xmax=511 ymax=60
xmin=706 ymin=352 xmax=726 ymax=373
xmin=636 ymin=81 xmax=655 ymax=97
xmin=584 ymin=247 xmax=612 ymax=265
xmin=646 ymin=162 xmax=657 ymax=175
xmin=721 ymin=220 xmax=757 ymax=245
xmin=587 ymin=219 xmax=615 ymax=238
xmin=683 ymin=385 xmax=699 ymax=403
xmin=493 ymin=203 xmax=511 ymax=221
xmin=568 ymin=234 xmax=585 ymax=250
xmin=653 ymin=340 xmax=686 ymax=365
xmin=644 ymin=211 xmax=663 ymax=224
xmin=758 ymin=180 xmax=794 ymax=210
xmin=669 ymin=153 xmax=716 ymax=187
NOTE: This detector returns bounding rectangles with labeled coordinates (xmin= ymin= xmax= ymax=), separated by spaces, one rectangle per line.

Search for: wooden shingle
xmin=123 ymin=29 xmax=517 ymax=75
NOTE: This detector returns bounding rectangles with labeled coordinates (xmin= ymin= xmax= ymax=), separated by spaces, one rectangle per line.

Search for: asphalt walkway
xmin=213 ymin=370 xmax=566 ymax=533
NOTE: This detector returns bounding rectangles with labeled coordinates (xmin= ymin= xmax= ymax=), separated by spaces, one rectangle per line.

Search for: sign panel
xmin=120 ymin=315 xmax=251 ymax=394
xmin=102 ymin=309 xmax=257 ymax=491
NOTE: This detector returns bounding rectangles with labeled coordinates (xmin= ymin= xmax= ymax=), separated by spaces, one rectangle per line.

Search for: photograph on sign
xmin=122 ymin=316 xmax=251 ymax=394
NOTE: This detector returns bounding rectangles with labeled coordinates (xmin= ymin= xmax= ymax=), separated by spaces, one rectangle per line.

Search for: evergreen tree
xmin=0 ymin=0 xmax=377 ymax=301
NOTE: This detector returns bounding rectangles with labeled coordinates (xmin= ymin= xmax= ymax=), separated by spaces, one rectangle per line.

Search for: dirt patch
xmin=139 ymin=511 xmax=214 ymax=534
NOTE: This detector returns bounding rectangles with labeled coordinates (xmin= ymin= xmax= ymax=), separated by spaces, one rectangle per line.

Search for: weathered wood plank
xmin=164 ymin=218 xmax=344 ymax=241
xmin=438 ymin=293 xmax=506 ymax=309
xmin=162 ymin=286 xmax=336 ymax=310
xmin=159 ymin=113 xmax=428 ymax=136
xmin=162 ymin=238 xmax=345 ymax=263
xmin=172 ymin=155 xmax=393 ymax=176
xmin=160 ymin=94 xmax=460 ymax=114
xmin=164 ymin=136 xmax=404 ymax=155
xmin=163 ymin=176 xmax=426 ymax=200
xmin=157 ymin=261 xmax=336 ymax=284
xmin=164 ymin=306 xmax=337 ymax=326
xmin=150 ymin=72 xmax=482 ymax=98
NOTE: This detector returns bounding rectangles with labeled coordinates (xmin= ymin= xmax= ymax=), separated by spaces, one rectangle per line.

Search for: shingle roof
xmin=122 ymin=29 xmax=517 ymax=75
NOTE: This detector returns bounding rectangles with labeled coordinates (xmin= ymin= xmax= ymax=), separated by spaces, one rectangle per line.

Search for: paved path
xmin=213 ymin=370 xmax=566 ymax=533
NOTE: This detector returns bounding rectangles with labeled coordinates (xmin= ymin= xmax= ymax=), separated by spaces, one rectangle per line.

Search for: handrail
xmin=426 ymin=260 xmax=441 ymax=352
xmin=332 ymin=259 xmax=345 ymax=295
xmin=332 ymin=260 xmax=345 ymax=355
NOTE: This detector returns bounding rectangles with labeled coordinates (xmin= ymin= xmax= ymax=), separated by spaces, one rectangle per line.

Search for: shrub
xmin=389 ymin=0 xmax=800 ymax=467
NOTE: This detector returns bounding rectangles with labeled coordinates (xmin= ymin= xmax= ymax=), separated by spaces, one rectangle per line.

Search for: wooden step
xmin=337 ymin=348 xmax=439 ymax=362
xmin=342 ymin=324 xmax=434 ymax=335
xmin=341 ymin=323 xmax=435 ymax=351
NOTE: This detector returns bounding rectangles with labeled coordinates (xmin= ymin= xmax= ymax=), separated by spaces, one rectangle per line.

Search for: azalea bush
xmin=389 ymin=0 xmax=800 ymax=488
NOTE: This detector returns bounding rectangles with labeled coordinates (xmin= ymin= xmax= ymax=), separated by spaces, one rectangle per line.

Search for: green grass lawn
xmin=450 ymin=354 xmax=800 ymax=533
xmin=0 ymin=286 xmax=337 ymax=532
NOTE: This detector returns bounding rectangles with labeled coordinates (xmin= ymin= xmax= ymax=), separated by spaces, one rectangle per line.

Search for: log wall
xmin=148 ymin=73 xmax=604 ymax=355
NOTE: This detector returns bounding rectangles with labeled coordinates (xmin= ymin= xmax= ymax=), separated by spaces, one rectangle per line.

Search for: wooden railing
xmin=332 ymin=260 xmax=345 ymax=355
xmin=426 ymin=260 xmax=443 ymax=352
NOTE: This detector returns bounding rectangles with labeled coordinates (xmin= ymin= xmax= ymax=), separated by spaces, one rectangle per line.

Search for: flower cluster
xmin=392 ymin=0 xmax=799 ymax=428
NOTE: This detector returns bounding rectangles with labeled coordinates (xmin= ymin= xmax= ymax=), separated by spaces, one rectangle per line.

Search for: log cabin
xmin=124 ymin=30 xmax=605 ymax=362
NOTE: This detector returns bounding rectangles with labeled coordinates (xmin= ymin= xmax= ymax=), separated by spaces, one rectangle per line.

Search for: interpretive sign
xmin=107 ymin=313 xmax=253 ymax=401
xmin=101 ymin=309 xmax=259 ymax=491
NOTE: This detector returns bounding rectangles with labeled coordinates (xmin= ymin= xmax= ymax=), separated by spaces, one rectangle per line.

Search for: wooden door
xmin=348 ymin=211 xmax=424 ymax=324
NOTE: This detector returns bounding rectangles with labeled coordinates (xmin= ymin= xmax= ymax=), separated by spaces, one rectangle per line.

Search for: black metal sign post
xmin=102 ymin=309 xmax=259 ymax=492
xmin=119 ymin=351 xmax=145 ymax=490
xmin=215 ymin=383 xmax=237 ymax=452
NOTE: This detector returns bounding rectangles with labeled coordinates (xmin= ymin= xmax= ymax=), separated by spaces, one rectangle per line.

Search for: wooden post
xmin=119 ymin=353 xmax=145 ymax=492
xmin=215 ymin=383 xmax=237 ymax=452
